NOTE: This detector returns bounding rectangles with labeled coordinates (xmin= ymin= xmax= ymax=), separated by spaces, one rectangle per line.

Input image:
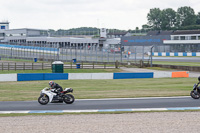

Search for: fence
xmin=0 ymin=62 xmax=120 ymax=71
xmin=0 ymin=60 xmax=152 ymax=71
xmin=0 ymin=44 xmax=152 ymax=65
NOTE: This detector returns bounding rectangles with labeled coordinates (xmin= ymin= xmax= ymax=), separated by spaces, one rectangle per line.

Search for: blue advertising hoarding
xmin=121 ymin=35 xmax=170 ymax=46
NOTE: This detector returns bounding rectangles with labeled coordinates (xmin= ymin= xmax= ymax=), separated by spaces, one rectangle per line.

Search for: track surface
xmin=1 ymin=96 xmax=200 ymax=111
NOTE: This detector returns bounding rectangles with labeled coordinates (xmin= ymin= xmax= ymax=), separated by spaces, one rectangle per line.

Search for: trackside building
xmin=121 ymin=30 xmax=200 ymax=56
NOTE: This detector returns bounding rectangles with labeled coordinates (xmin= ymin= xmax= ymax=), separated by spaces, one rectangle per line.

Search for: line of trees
xmin=145 ymin=6 xmax=200 ymax=31
xmin=49 ymin=6 xmax=200 ymax=36
xmin=48 ymin=27 xmax=127 ymax=36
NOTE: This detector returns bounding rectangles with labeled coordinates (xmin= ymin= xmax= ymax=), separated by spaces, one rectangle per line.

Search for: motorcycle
xmin=38 ymin=87 xmax=75 ymax=105
xmin=190 ymin=82 xmax=200 ymax=99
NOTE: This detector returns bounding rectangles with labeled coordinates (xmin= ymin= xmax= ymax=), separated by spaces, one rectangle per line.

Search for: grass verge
xmin=0 ymin=68 xmax=122 ymax=74
xmin=0 ymin=77 xmax=195 ymax=101
xmin=153 ymin=61 xmax=200 ymax=66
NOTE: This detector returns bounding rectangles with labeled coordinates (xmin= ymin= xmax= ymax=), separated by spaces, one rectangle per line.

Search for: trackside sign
xmin=121 ymin=35 xmax=170 ymax=46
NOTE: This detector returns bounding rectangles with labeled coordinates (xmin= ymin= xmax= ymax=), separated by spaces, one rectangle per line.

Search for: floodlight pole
xmin=150 ymin=45 xmax=154 ymax=67
xmin=120 ymin=43 xmax=122 ymax=63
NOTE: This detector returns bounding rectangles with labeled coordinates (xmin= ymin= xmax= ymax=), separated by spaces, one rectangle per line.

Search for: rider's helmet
xmin=49 ymin=81 xmax=55 ymax=88
xmin=198 ymin=76 xmax=200 ymax=81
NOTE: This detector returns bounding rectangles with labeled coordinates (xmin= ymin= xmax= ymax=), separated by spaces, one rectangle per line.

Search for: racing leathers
xmin=51 ymin=83 xmax=63 ymax=96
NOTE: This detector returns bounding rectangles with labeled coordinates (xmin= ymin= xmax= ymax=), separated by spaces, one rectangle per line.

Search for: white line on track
xmin=76 ymin=96 xmax=190 ymax=101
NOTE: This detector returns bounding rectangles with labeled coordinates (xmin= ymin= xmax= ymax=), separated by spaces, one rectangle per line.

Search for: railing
xmin=0 ymin=62 xmax=119 ymax=71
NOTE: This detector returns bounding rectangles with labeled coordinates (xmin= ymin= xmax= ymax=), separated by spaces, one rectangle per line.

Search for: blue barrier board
xmin=18 ymin=73 xmax=44 ymax=81
xmin=44 ymin=73 xmax=68 ymax=80
xmin=113 ymin=73 xmax=153 ymax=79
xmin=17 ymin=73 xmax=69 ymax=81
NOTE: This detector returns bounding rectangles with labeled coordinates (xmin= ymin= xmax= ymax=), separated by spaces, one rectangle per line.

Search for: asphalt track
xmin=1 ymin=96 xmax=200 ymax=112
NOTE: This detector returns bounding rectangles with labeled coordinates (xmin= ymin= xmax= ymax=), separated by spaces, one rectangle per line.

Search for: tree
xmin=147 ymin=8 xmax=162 ymax=30
xmin=142 ymin=24 xmax=150 ymax=29
xmin=176 ymin=6 xmax=196 ymax=27
xmin=196 ymin=12 xmax=200 ymax=25
xmin=161 ymin=8 xmax=177 ymax=30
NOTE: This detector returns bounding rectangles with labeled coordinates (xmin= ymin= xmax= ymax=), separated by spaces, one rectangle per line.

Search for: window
xmin=180 ymin=36 xmax=185 ymax=40
xmin=1 ymin=26 xmax=5 ymax=29
xmin=191 ymin=36 xmax=196 ymax=40
xmin=173 ymin=36 xmax=179 ymax=40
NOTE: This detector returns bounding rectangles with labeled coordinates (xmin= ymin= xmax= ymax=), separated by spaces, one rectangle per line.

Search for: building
xmin=0 ymin=23 xmax=120 ymax=50
xmin=164 ymin=30 xmax=200 ymax=52
xmin=122 ymin=30 xmax=200 ymax=54
xmin=0 ymin=22 xmax=9 ymax=40
xmin=107 ymin=31 xmax=131 ymax=38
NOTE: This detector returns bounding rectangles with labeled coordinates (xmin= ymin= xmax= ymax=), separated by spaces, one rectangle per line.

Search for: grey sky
xmin=0 ymin=0 xmax=199 ymax=30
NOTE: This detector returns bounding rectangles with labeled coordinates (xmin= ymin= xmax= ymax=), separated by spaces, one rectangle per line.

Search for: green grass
xmin=0 ymin=78 xmax=196 ymax=101
xmin=1 ymin=58 xmax=43 ymax=63
xmin=0 ymin=69 xmax=122 ymax=74
xmin=145 ymin=67 xmax=174 ymax=71
xmin=153 ymin=61 xmax=200 ymax=66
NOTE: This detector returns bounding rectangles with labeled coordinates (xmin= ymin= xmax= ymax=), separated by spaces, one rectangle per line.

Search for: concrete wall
xmin=0 ymin=72 xmax=189 ymax=82
xmin=0 ymin=74 xmax=17 ymax=81
xmin=18 ymin=73 xmax=68 ymax=81
xmin=113 ymin=72 xmax=153 ymax=79
xmin=68 ymin=73 xmax=113 ymax=80
xmin=92 ymin=73 xmax=113 ymax=79
xmin=153 ymin=72 xmax=172 ymax=78
xmin=69 ymin=73 xmax=92 ymax=80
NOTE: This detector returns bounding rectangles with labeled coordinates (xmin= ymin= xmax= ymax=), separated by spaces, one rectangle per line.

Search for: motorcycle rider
xmin=49 ymin=81 xmax=63 ymax=96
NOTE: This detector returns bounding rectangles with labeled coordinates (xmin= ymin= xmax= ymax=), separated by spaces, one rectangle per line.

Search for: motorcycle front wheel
xmin=64 ymin=94 xmax=75 ymax=104
xmin=38 ymin=95 xmax=49 ymax=105
xmin=190 ymin=90 xmax=200 ymax=99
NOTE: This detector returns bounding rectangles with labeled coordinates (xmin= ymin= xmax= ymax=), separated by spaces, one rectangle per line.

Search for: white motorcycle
xmin=38 ymin=87 xmax=75 ymax=105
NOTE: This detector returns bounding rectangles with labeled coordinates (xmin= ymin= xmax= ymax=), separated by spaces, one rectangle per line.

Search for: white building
xmin=0 ymin=23 xmax=120 ymax=49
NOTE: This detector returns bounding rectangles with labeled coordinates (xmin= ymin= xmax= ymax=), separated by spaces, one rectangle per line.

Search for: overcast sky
xmin=0 ymin=0 xmax=200 ymax=30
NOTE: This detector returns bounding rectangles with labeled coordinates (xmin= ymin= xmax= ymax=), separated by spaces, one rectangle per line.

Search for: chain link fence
xmin=0 ymin=44 xmax=152 ymax=67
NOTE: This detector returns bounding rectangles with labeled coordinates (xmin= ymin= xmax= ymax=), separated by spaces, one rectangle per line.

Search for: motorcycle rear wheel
xmin=38 ymin=95 xmax=49 ymax=105
xmin=190 ymin=91 xmax=200 ymax=99
xmin=64 ymin=94 xmax=75 ymax=104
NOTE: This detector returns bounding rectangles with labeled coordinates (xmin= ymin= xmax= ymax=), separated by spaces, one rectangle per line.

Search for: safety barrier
xmin=153 ymin=72 xmax=172 ymax=78
xmin=0 ymin=74 xmax=17 ymax=81
xmin=68 ymin=73 xmax=113 ymax=80
xmin=172 ymin=71 xmax=189 ymax=78
xmin=148 ymin=52 xmax=200 ymax=56
xmin=113 ymin=72 xmax=153 ymax=79
xmin=17 ymin=73 xmax=68 ymax=81
xmin=0 ymin=71 xmax=189 ymax=82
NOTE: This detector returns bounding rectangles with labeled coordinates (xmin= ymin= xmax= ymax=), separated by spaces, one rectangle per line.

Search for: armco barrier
xmin=0 ymin=74 xmax=17 ymax=81
xmin=17 ymin=73 xmax=68 ymax=81
xmin=113 ymin=72 xmax=153 ymax=79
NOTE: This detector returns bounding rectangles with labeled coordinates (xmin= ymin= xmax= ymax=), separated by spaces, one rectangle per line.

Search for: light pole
xmin=150 ymin=45 xmax=154 ymax=67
